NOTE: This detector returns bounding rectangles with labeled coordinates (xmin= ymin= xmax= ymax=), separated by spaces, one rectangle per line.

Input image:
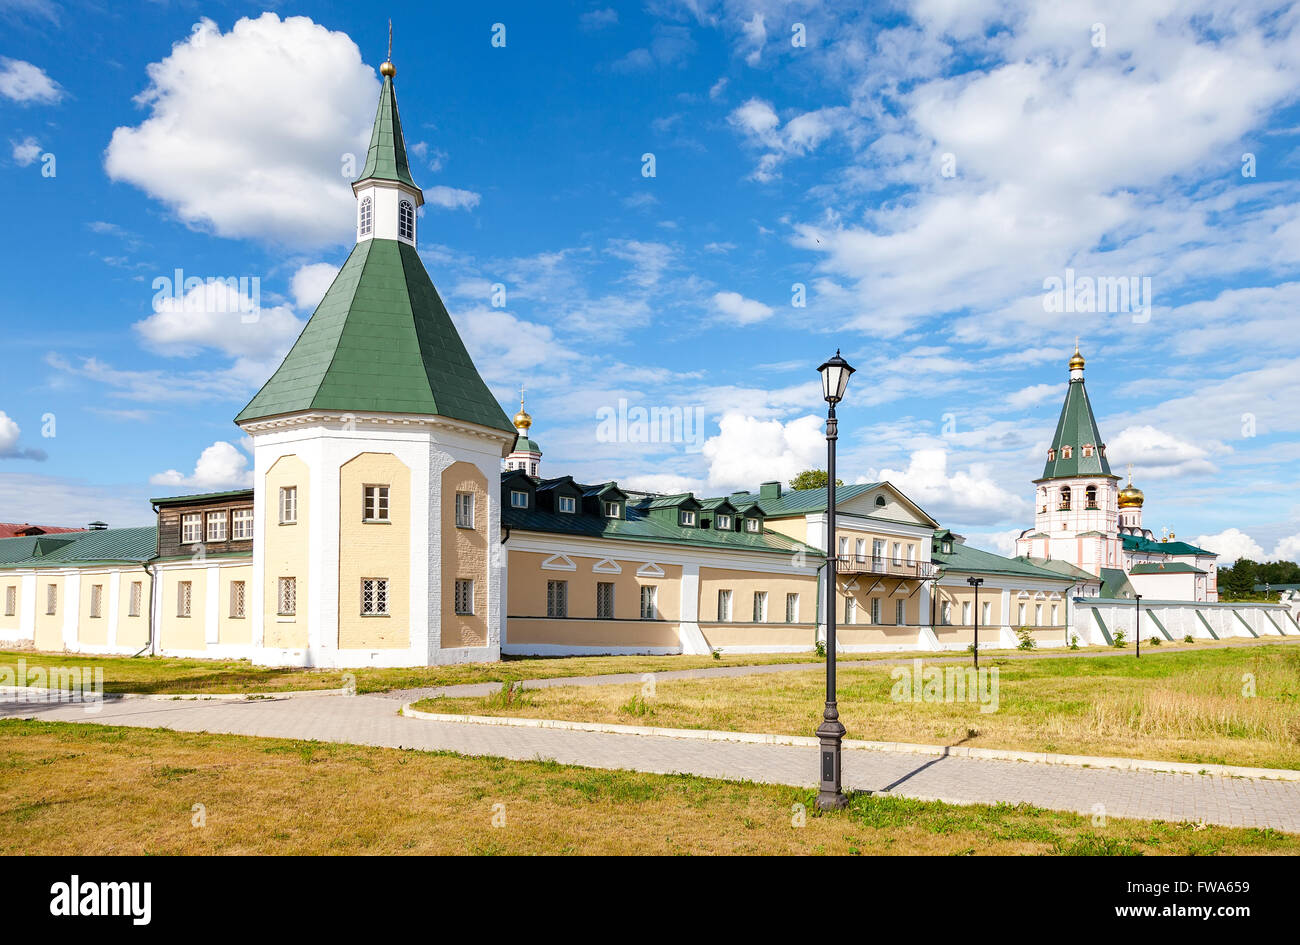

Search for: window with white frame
xmin=363 ymin=485 xmax=390 ymax=522
xmin=279 ymin=487 xmax=297 ymax=525
xmin=361 ymin=578 xmax=389 ymax=616
xmin=745 ymin=518 xmax=759 ymax=532
xmin=680 ymin=509 xmax=696 ymax=526
xmin=717 ymin=589 xmax=733 ymax=621
xmin=870 ymin=597 xmax=881 ymax=624
xmin=838 ymin=536 xmax=848 ymax=557
xmin=359 ymin=196 xmax=373 ymax=235
xmin=962 ymin=601 xmax=972 ymax=625
xmin=716 ymin=514 xmax=731 ymax=530
xmin=892 ymin=541 xmax=902 ymax=564
xmin=89 ymin=584 xmax=103 ymax=618
xmin=845 ymin=597 xmax=856 ymax=624
xmin=640 ymin=585 xmax=658 ymax=619
xmin=232 ymin=508 xmax=254 ymax=540
xmin=786 ymin=592 xmax=799 ymax=623
xmin=856 ymin=538 xmax=866 ymax=561
xmin=604 ymin=500 xmax=621 ymax=518
xmin=896 ymin=599 xmax=906 ymax=625
xmin=177 ymin=580 xmax=192 ymax=618
xmin=596 ymin=582 xmax=615 ymax=619
xmin=454 ymin=579 xmax=473 ymax=615
xmin=982 ymin=601 xmax=991 ymax=625
xmin=906 ymin=543 xmax=916 ymax=563
xmin=1035 ymin=603 xmax=1043 ymax=626
xmin=529 ymin=462 xmax=537 ymax=476
xmin=398 ymin=199 xmax=415 ymax=241
xmin=547 ymin=580 xmax=568 ymax=618
xmin=181 ymin=512 xmax=202 ymax=544
xmin=206 ymin=511 xmax=227 ymax=542
xmin=278 ymin=577 xmax=296 ymax=616
xmin=129 ymin=581 xmax=142 ymax=617
xmin=510 ymin=490 xmax=529 ymax=509
xmin=455 ymin=492 xmax=475 ymax=528
xmin=1050 ymin=604 xmax=1058 ymax=625
xmin=4 ymin=585 xmax=15 ymax=617
xmin=230 ymin=580 xmax=246 ymax=619
xmin=873 ymin=538 xmax=886 ymax=559
xmin=753 ymin=590 xmax=768 ymax=622
xmin=46 ymin=584 xmax=57 ymax=615
xmin=558 ymin=495 xmax=576 ymax=514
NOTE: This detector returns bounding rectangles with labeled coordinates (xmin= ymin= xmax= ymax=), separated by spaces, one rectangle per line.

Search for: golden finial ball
xmin=380 ymin=60 xmax=396 ymax=77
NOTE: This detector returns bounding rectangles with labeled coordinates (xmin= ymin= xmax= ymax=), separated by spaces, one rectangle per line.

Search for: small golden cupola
xmin=506 ymin=387 xmax=542 ymax=477
xmin=1068 ymin=339 xmax=1085 ymax=372
xmin=1118 ymin=467 xmax=1144 ymax=508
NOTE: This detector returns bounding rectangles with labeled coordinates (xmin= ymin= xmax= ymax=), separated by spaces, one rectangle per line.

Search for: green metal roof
xmin=511 ymin=436 xmax=541 ymax=453
xmin=151 ymin=489 xmax=254 ymax=507
xmin=0 ymin=526 xmax=157 ymax=569
xmin=235 ymin=239 xmax=514 ymax=433
xmin=931 ymin=538 xmax=1074 ymax=583
xmin=1129 ymin=562 xmax=1206 ymax=575
xmin=355 ymin=75 xmax=419 ymax=192
xmin=726 ymin=482 xmax=879 ymax=516
xmin=1120 ymin=533 xmax=1214 ymax=557
xmin=1040 ymin=375 xmax=1113 ymax=480
xmin=1099 ymin=567 xmax=1136 ymax=599
xmin=1016 ymin=557 xmax=1098 ymax=582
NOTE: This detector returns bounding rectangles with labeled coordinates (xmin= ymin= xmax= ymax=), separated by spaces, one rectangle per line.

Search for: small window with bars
xmin=547 ymin=580 xmax=568 ymax=618
xmin=596 ymin=581 xmax=615 ymax=619
xmin=4 ymin=585 xmax=15 ymax=617
xmin=363 ymin=485 xmax=390 ymax=522
xmin=454 ymin=579 xmax=473 ymax=615
xmin=177 ymin=580 xmax=192 ymax=618
xmin=230 ymin=580 xmax=246 ymax=618
xmin=361 ymin=578 xmax=389 ymax=616
xmin=181 ymin=513 xmax=202 ymax=544
xmin=455 ymin=492 xmax=475 ymax=528
xmin=46 ymin=584 xmax=57 ymax=615
xmin=640 ymin=585 xmax=657 ymax=620
xmin=207 ymin=511 xmax=227 ymax=542
xmin=232 ymin=508 xmax=254 ymax=540
xmin=278 ymin=577 xmax=296 ymax=616
xmin=89 ymin=584 xmax=103 ymax=618
xmin=129 ymin=581 xmax=142 ymax=617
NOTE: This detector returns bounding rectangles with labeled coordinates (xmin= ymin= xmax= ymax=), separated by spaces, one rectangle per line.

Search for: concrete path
xmin=4 ymin=692 xmax=1298 ymax=833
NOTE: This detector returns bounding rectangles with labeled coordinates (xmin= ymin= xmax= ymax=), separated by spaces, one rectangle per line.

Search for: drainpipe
xmin=134 ymin=560 xmax=156 ymax=658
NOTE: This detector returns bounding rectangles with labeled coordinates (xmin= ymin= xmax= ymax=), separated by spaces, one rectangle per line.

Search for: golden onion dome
xmin=1069 ymin=348 xmax=1085 ymax=371
xmin=1118 ymin=482 xmax=1144 ymax=508
xmin=513 ymin=408 xmax=532 ymax=430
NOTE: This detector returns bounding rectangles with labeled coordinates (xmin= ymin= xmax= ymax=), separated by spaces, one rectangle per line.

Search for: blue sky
xmin=2 ymin=0 xmax=1299 ymax=563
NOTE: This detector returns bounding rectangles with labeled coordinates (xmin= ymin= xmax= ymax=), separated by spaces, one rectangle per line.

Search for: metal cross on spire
xmin=519 ymin=384 xmax=527 ymax=408
xmin=387 ymin=19 xmax=392 ymax=61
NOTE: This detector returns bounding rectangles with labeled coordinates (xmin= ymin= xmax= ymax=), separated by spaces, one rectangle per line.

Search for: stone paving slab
xmin=3 ymin=693 xmax=1297 ymax=834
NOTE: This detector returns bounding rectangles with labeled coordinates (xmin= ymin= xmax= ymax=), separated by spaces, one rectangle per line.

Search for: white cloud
xmin=452 ymin=305 xmax=582 ymax=387
xmin=606 ymin=239 xmax=675 ymax=288
xmin=290 ymin=262 xmax=339 ymax=311
xmin=875 ymin=448 xmax=1029 ymax=524
xmin=701 ymin=412 xmax=824 ymax=491
xmin=1005 ymin=382 xmax=1060 ymax=410
xmin=1107 ymin=425 xmax=1220 ymax=480
xmin=739 ymin=13 xmax=766 ymax=66
xmin=1193 ymin=527 xmax=1264 ymax=564
xmin=104 ymin=14 xmax=376 ymax=247
xmin=1272 ymin=533 xmax=1300 ymax=563
xmin=965 ymin=528 xmax=1024 ymax=557
xmin=622 ymin=472 xmax=703 ymax=495
xmin=0 ymin=410 xmax=45 ymax=461
xmin=712 ymin=290 xmax=773 ymax=325
xmin=0 ymin=57 xmax=62 ymax=104
xmin=10 ymin=135 xmax=40 ymax=166
xmin=134 ymin=278 xmax=304 ymax=361
xmin=424 ymin=185 xmax=481 ymax=211
xmin=150 ymin=441 xmax=252 ymax=489
xmin=728 ymin=97 xmax=849 ymax=181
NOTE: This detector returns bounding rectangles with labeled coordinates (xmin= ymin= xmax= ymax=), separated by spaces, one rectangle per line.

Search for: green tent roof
xmin=355 ymin=75 xmax=419 ymax=193
xmin=1129 ymin=562 xmax=1206 ymax=575
xmin=1040 ymin=373 xmax=1113 ymax=480
xmin=235 ymin=238 xmax=513 ymax=432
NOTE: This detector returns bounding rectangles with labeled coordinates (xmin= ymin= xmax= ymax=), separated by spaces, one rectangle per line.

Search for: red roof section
xmin=0 ymin=523 xmax=87 ymax=539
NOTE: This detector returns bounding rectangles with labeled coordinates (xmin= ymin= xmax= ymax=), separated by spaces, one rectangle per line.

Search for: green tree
xmin=789 ymin=469 xmax=844 ymax=491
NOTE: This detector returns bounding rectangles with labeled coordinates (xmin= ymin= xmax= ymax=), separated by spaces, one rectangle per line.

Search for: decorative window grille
xmin=89 ymin=584 xmax=103 ymax=618
xmin=278 ymin=577 xmax=296 ymax=616
xmin=230 ymin=580 xmax=246 ymax=618
xmin=547 ymin=580 xmax=568 ymax=618
xmin=454 ymin=579 xmax=473 ymax=615
xmin=596 ymin=582 xmax=615 ymax=619
xmin=177 ymin=581 xmax=192 ymax=618
xmin=361 ymin=578 xmax=388 ymax=615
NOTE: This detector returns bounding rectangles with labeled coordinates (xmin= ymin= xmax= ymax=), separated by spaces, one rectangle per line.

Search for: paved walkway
xmin=4 ymin=693 xmax=1298 ymax=833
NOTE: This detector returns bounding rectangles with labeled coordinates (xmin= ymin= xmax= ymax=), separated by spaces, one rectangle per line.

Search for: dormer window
xmin=398 ymin=199 xmax=415 ymax=241
xmin=942 ymin=540 xmax=953 ymax=554
xmin=510 ymin=490 xmax=529 ymax=509
xmin=1061 ymin=445 xmax=1073 ymax=459
xmin=359 ymin=196 xmax=373 ymax=236
xmin=1082 ymin=444 xmax=1094 ymax=457
xmin=745 ymin=518 xmax=760 ymax=533
xmin=680 ymin=510 xmax=696 ymax=527
xmin=716 ymin=514 xmax=731 ymax=530
xmin=1047 ymin=449 xmax=1056 ymax=461
xmin=558 ymin=495 xmax=576 ymax=514
xmin=604 ymin=501 xmax=621 ymax=519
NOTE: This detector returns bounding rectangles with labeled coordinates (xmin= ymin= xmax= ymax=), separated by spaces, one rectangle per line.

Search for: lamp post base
xmin=814 ymin=717 xmax=848 ymax=810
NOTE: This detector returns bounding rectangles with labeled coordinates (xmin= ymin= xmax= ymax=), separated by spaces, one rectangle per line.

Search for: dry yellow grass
xmin=420 ymin=645 xmax=1300 ymax=770
xmin=2 ymin=719 xmax=1293 ymax=855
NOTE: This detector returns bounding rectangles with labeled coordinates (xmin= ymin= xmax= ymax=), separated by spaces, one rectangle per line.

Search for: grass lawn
xmin=0 ymin=719 xmax=1293 ymax=855
xmin=416 ymin=644 xmax=1300 ymax=771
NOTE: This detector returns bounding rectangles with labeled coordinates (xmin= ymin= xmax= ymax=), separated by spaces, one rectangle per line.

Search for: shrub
xmin=815 ymin=640 xmax=826 ymax=659
xmin=711 ymin=648 xmax=722 ymax=660
xmin=1069 ymin=633 xmax=1080 ymax=650
xmin=618 ymin=693 xmax=655 ymax=718
xmin=1112 ymin=629 xmax=1128 ymax=647
xmin=1184 ymin=634 xmax=1195 ymax=644
xmin=484 ymin=681 xmax=532 ymax=710
xmin=1149 ymin=636 xmax=1162 ymax=646
xmin=1015 ymin=626 xmax=1037 ymax=650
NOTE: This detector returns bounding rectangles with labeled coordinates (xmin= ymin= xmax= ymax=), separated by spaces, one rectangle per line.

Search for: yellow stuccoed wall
xmin=264 ymin=454 xmax=310 ymax=650
xmin=440 ymin=461 xmax=488 ymax=648
xmin=116 ymin=571 xmax=151 ymax=650
xmin=158 ymin=566 xmax=208 ymax=651
xmin=34 ymin=575 xmax=65 ymax=650
xmin=0 ymin=576 xmax=22 ymax=634
xmin=217 ymin=564 xmax=254 ymax=646
xmin=338 ymin=452 xmax=410 ymax=649
xmin=698 ymin=566 xmax=818 ymax=623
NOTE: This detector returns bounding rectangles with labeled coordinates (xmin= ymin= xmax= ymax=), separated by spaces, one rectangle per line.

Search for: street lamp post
xmin=1135 ymin=594 xmax=1142 ymax=658
xmin=816 ymin=349 xmax=854 ymax=812
xmin=967 ymin=576 xmax=984 ymax=669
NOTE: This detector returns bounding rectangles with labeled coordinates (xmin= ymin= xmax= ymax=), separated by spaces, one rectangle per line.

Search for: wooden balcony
xmin=835 ymin=555 xmax=937 ymax=580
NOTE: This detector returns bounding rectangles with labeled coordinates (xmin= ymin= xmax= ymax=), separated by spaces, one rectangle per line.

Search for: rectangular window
xmin=279 ymin=487 xmax=297 ymax=525
xmin=177 ymin=580 xmax=192 ymax=618
xmin=596 ymin=582 xmax=615 ymax=619
xmin=454 ymin=579 xmax=473 ymax=616
xmin=558 ymin=495 xmax=576 ymax=514
xmin=46 ymin=584 xmax=57 ymax=615
xmin=206 ymin=511 xmax=227 ymax=542
xmin=230 ymin=580 xmax=246 ymax=618
xmin=89 ymin=584 xmax=103 ymax=618
xmin=1035 ymin=603 xmax=1043 ymax=626
xmin=232 ymin=508 xmax=254 ymax=540
xmin=278 ymin=577 xmax=296 ymax=616
xmin=361 ymin=578 xmax=389 ymax=616
xmin=892 ymin=541 xmax=902 ymax=564
xmin=640 ymin=585 xmax=658 ymax=619
xmin=745 ymin=518 xmax=759 ymax=533
xmin=941 ymin=601 xmax=951 ymax=625
xmin=680 ymin=510 xmax=696 ymax=526
xmin=129 ymin=581 xmax=142 ymax=617
xmin=873 ymin=538 xmax=886 ymax=560
xmin=716 ymin=514 xmax=731 ymax=530
xmin=845 ymin=597 xmax=856 ymax=624
xmin=604 ymin=500 xmax=621 ymax=518
xmin=753 ymin=591 xmax=768 ymax=623
xmin=838 ymin=536 xmax=848 ymax=557
xmin=717 ymin=589 xmax=733 ymax=622
xmin=856 ymin=538 xmax=866 ymax=561
xmin=896 ymin=599 xmax=906 ymax=625
xmin=4 ymin=585 xmax=14 ymax=617
xmin=870 ymin=598 xmax=881 ymax=624
xmin=363 ymin=485 xmax=390 ymax=522
xmin=983 ymin=601 xmax=992 ymax=625
xmin=907 ymin=544 xmax=916 ymax=563
xmin=1051 ymin=604 xmax=1059 ymax=626
xmin=786 ymin=592 xmax=799 ymax=623
xmin=547 ymin=580 xmax=568 ymax=618
xmin=510 ymin=490 xmax=529 ymax=509
xmin=181 ymin=512 xmax=202 ymax=544
xmin=455 ymin=492 xmax=475 ymax=528
xmin=1018 ymin=602 xmax=1027 ymax=625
